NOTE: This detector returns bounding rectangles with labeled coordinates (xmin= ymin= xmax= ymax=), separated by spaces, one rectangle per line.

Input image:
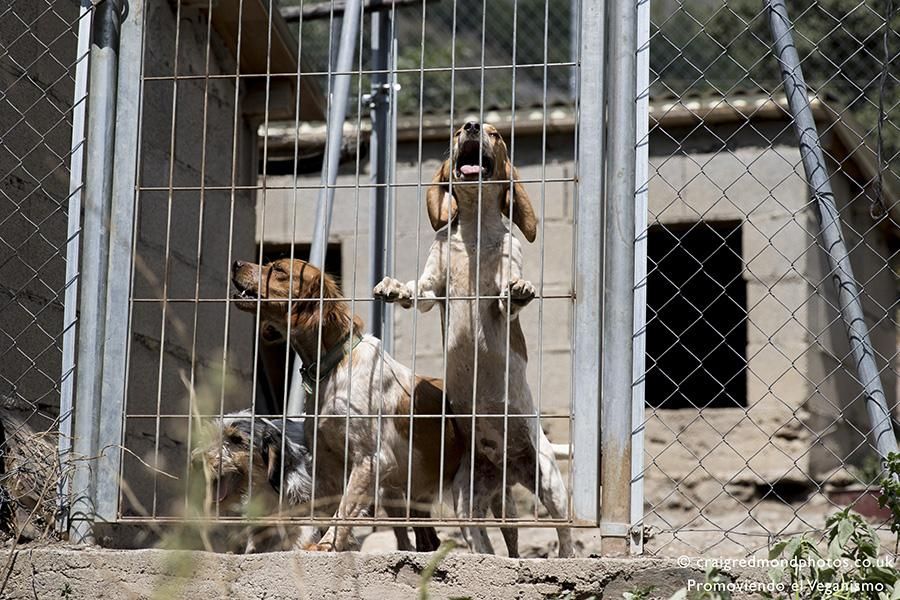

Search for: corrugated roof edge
xmin=262 ymin=93 xmax=899 ymax=237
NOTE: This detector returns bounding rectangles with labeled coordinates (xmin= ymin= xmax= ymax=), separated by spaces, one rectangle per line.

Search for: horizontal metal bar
xmin=127 ymin=413 xmax=572 ymax=419
xmin=139 ymin=61 xmax=578 ymax=81
xmin=117 ymin=516 xmax=577 ymax=527
xmin=134 ymin=177 xmax=576 ymax=192
xmin=281 ymin=0 xmax=429 ymax=22
xmin=129 ymin=294 xmax=575 ymax=303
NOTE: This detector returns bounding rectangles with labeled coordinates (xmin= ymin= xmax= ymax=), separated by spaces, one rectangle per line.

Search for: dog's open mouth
xmin=211 ymin=473 xmax=241 ymax=503
xmin=231 ymin=279 xmax=259 ymax=301
xmin=454 ymin=140 xmax=493 ymax=180
xmin=232 ymin=286 xmax=257 ymax=300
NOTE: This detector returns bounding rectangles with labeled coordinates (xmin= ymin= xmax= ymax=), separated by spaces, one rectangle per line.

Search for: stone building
xmin=257 ymin=94 xmax=898 ymax=510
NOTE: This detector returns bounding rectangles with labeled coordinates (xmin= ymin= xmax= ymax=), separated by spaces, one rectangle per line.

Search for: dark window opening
xmin=253 ymin=243 xmax=342 ymax=414
xmin=645 ymin=221 xmax=747 ymax=409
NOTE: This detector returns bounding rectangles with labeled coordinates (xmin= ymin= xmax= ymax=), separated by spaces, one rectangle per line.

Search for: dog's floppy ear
xmin=425 ymin=159 xmax=457 ymax=231
xmin=501 ymin=162 xmax=537 ymax=243
xmin=259 ymin=424 xmax=283 ymax=492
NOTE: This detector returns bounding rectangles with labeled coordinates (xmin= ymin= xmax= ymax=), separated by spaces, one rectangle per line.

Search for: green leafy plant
xmin=758 ymin=452 xmax=900 ymax=599
xmin=879 ymin=452 xmax=900 ymax=545
xmin=623 ymin=585 xmax=656 ymax=600
xmin=662 ymin=452 xmax=900 ymax=600
xmin=763 ymin=509 xmax=899 ymax=599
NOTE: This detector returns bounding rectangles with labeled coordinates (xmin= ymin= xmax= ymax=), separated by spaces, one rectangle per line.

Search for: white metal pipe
xmin=95 ymin=0 xmax=146 ymax=523
xmin=571 ymin=0 xmax=605 ymax=526
xmin=70 ymin=0 xmax=122 ymax=543
xmin=601 ymin=0 xmax=638 ymax=556
xmin=287 ymin=0 xmax=363 ymax=416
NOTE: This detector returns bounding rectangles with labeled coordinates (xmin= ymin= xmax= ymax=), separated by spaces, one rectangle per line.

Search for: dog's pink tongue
xmin=459 ymin=165 xmax=482 ymax=176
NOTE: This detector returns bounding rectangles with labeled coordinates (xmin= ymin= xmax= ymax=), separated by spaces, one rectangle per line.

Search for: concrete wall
xmin=121 ymin=3 xmax=258 ymax=517
xmin=0 ymin=0 xmax=76 ymax=414
xmin=1 ymin=548 xmax=772 ymax=600
xmin=258 ymin=118 xmax=897 ymax=500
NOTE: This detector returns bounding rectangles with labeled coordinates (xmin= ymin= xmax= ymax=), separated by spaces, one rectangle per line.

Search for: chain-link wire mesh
xmin=0 ymin=0 xmax=84 ymax=543
xmin=5 ymin=0 xmax=898 ymax=559
xmin=640 ymin=0 xmax=900 ymax=556
xmin=284 ymin=0 xmax=576 ymax=114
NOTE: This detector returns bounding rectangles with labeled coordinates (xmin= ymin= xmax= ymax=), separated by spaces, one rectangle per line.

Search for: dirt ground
xmin=358 ymin=491 xmax=897 ymax=559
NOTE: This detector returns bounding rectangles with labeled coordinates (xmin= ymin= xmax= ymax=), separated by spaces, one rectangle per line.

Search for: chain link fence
xmin=0 ymin=0 xmax=898 ymax=559
xmin=0 ymin=0 xmax=85 ymax=544
xmin=284 ymin=0 xmax=576 ymax=114
xmin=639 ymin=0 xmax=900 ymax=556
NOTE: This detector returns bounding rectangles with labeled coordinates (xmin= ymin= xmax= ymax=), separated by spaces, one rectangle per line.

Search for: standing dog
xmin=374 ymin=122 xmax=573 ymax=557
xmin=231 ymin=258 xmax=463 ymax=552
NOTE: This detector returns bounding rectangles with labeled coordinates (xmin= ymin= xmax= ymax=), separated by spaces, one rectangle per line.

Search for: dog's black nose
xmin=463 ymin=121 xmax=480 ymax=134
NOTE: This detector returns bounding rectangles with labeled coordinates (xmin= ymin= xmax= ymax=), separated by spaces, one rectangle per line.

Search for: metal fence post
xmin=70 ymin=0 xmax=124 ymax=543
xmin=95 ymin=0 xmax=145 ymax=522
xmin=766 ymin=0 xmax=899 ymax=462
xmin=368 ymin=6 xmax=394 ymax=352
xmin=286 ymin=0 xmax=363 ymax=416
xmin=630 ymin=0 xmax=651 ymax=556
xmin=601 ymin=0 xmax=638 ymax=555
xmin=571 ymin=0 xmax=605 ymax=526
xmin=57 ymin=0 xmax=93 ymax=537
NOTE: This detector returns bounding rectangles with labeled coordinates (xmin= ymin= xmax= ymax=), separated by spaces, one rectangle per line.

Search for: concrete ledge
xmin=0 ymin=547 xmax=772 ymax=599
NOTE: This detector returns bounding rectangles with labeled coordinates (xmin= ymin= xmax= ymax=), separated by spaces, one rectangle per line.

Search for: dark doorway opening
xmin=645 ymin=221 xmax=747 ymax=409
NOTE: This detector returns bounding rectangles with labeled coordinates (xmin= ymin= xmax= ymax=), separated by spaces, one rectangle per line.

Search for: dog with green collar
xmin=231 ymin=257 xmax=467 ymax=552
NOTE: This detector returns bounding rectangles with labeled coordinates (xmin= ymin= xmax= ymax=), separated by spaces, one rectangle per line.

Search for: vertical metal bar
xmin=151 ymin=0 xmax=184 ymax=520
xmin=57 ymin=0 xmax=93 ymax=535
xmin=569 ymin=0 xmax=580 ymax=100
xmin=630 ymin=0 xmax=650 ymax=556
xmin=215 ymin=0 xmax=247 ymax=520
xmin=183 ymin=0 xmax=216 ymax=516
xmin=95 ymin=0 xmax=146 ymax=522
xmin=70 ymin=0 xmax=122 ymax=543
xmin=571 ymin=0 xmax=605 ymax=525
xmin=286 ymin=0 xmax=362 ymax=416
xmin=767 ymin=0 xmax=899 ymax=461
xmin=601 ymin=0 xmax=638 ymax=556
xmin=385 ymin=34 xmax=398 ymax=353
xmin=245 ymin=0 xmax=277 ymax=518
xmin=406 ymin=0 xmax=428 ymax=519
xmin=369 ymin=7 xmax=392 ymax=350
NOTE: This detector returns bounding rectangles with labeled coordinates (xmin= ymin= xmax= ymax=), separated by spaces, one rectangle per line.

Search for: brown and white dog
xmin=229 ymin=257 xmax=464 ymax=552
xmin=374 ymin=122 xmax=574 ymax=557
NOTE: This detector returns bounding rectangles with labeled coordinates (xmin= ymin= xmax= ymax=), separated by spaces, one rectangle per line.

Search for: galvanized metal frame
xmin=57 ymin=0 xmax=93 ymax=536
xmin=96 ymin=0 xmax=147 ymax=523
xmin=64 ymin=0 xmax=614 ymax=549
xmin=630 ymin=0 xmax=650 ymax=556
xmin=571 ymin=0 xmax=605 ymax=527
xmin=70 ymin=0 xmax=124 ymax=543
xmin=600 ymin=0 xmax=639 ymax=555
